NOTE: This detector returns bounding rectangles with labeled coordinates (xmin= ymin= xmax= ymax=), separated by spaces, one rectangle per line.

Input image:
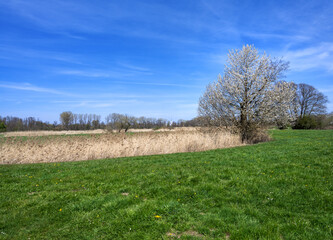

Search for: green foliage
xmin=293 ymin=116 xmax=318 ymax=129
xmin=0 ymin=121 xmax=6 ymax=132
xmin=0 ymin=130 xmax=332 ymax=239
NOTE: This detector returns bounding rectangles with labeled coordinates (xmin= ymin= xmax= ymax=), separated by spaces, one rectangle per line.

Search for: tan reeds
xmin=2 ymin=129 xmax=107 ymax=137
xmin=0 ymin=129 xmax=243 ymax=164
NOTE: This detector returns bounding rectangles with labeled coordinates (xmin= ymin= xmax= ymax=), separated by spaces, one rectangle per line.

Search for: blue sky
xmin=1 ymin=0 xmax=332 ymax=122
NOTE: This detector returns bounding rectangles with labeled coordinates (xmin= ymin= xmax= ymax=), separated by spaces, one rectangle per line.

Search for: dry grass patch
xmin=166 ymin=229 xmax=205 ymax=238
xmin=0 ymin=129 xmax=243 ymax=164
xmin=1 ymin=127 xmax=197 ymax=137
xmin=2 ymin=129 xmax=107 ymax=137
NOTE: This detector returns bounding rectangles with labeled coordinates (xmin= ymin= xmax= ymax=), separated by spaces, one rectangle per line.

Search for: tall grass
xmin=1 ymin=129 xmax=243 ymax=164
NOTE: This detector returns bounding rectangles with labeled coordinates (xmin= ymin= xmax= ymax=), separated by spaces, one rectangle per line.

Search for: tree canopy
xmin=199 ymin=45 xmax=297 ymax=142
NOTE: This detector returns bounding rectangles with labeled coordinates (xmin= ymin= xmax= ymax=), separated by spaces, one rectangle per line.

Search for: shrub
xmin=247 ymin=130 xmax=271 ymax=144
xmin=0 ymin=121 xmax=6 ymax=132
xmin=293 ymin=116 xmax=318 ymax=129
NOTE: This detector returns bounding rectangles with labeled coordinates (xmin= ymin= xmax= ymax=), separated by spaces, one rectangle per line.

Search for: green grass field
xmin=0 ymin=130 xmax=332 ymax=239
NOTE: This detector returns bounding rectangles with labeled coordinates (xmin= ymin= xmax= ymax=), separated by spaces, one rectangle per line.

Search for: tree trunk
xmin=240 ymin=109 xmax=247 ymax=143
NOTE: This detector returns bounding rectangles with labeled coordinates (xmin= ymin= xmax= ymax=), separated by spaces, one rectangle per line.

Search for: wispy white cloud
xmin=0 ymin=0 xmax=205 ymax=43
xmin=58 ymin=70 xmax=117 ymax=78
xmin=242 ymin=32 xmax=309 ymax=42
xmin=112 ymin=81 xmax=201 ymax=88
xmin=57 ymin=69 xmax=151 ymax=78
xmin=0 ymin=82 xmax=66 ymax=95
xmin=0 ymin=45 xmax=83 ymax=65
xmin=71 ymin=101 xmax=137 ymax=108
xmin=0 ymin=0 xmax=104 ymax=33
xmin=118 ymin=63 xmax=151 ymax=72
xmin=319 ymin=85 xmax=333 ymax=93
xmin=57 ymin=68 xmax=200 ymax=88
xmin=282 ymin=42 xmax=333 ymax=72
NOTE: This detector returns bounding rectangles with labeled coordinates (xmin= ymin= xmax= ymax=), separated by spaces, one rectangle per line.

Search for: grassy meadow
xmin=0 ymin=130 xmax=332 ymax=239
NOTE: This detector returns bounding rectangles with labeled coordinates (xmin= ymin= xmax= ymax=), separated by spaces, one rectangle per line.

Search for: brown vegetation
xmin=0 ymin=128 xmax=243 ymax=164
xmin=2 ymin=129 xmax=107 ymax=137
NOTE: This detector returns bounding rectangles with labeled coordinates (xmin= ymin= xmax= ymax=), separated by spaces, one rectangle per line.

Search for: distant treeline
xmin=1 ymin=111 xmax=332 ymax=133
xmin=0 ymin=113 xmax=206 ymax=132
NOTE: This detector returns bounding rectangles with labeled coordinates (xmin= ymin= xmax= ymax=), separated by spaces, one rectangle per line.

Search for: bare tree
xmin=106 ymin=113 xmax=135 ymax=132
xmin=59 ymin=111 xmax=73 ymax=130
xmin=198 ymin=45 xmax=296 ymax=142
xmin=297 ymin=83 xmax=328 ymax=118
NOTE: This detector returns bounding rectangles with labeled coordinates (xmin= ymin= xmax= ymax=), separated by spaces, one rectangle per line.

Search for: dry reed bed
xmin=1 ymin=127 xmax=198 ymax=137
xmin=2 ymin=129 xmax=107 ymax=137
xmin=0 ymin=130 xmax=243 ymax=164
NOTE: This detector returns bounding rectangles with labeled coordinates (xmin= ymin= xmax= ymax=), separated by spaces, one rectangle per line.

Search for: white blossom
xmin=198 ymin=45 xmax=297 ymax=141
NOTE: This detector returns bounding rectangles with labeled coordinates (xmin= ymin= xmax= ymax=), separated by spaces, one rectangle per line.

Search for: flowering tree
xmin=198 ymin=45 xmax=297 ymax=142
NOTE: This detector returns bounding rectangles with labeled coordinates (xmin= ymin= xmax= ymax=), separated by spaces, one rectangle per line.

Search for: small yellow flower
xmin=154 ymin=215 xmax=161 ymax=218
xmin=135 ymin=195 xmax=138 ymax=198
xmin=36 ymin=184 xmax=39 ymax=187
xmin=59 ymin=208 xmax=62 ymax=212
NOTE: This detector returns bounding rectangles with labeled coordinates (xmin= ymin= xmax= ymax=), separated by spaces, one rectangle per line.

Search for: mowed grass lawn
xmin=0 ymin=130 xmax=332 ymax=239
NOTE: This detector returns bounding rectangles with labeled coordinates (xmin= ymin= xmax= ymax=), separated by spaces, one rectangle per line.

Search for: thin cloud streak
xmin=0 ymin=82 xmax=80 ymax=97
xmin=112 ymin=81 xmax=201 ymax=88
xmin=319 ymin=86 xmax=333 ymax=93
xmin=58 ymin=68 xmax=153 ymax=78
xmin=282 ymin=42 xmax=333 ymax=72
xmin=0 ymin=45 xmax=84 ymax=65
xmin=0 ymin=83 xmax=64 ymax=94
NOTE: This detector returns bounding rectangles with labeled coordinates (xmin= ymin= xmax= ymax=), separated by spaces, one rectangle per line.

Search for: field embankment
xmin=0 ymin=129 xmax=243 ymax=164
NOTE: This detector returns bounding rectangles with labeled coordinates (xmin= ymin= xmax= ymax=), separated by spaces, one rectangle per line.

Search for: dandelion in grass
xmin=59 ymin=208 xmax=62 ymax=212
xmin=155 ymin=215 xmax=162 ymax=218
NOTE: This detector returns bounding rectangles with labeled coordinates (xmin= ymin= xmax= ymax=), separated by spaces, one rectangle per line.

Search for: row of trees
xmin=0 ymin=116 xmax=54 ymax=132
xmin=60 ymin=112 xmax=188 ymax=132
xmin=59 ymin=112 xmax=103 ymax=130
xmin=198 ymin=45 xmax=330 ymax=142
xmin=105 ymin=113 xmax=173 ymax=132
xmin=59 ymin=112 xmax=176 ymax=132
xmin=0 ymin=113 xmax=195 ymax=132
